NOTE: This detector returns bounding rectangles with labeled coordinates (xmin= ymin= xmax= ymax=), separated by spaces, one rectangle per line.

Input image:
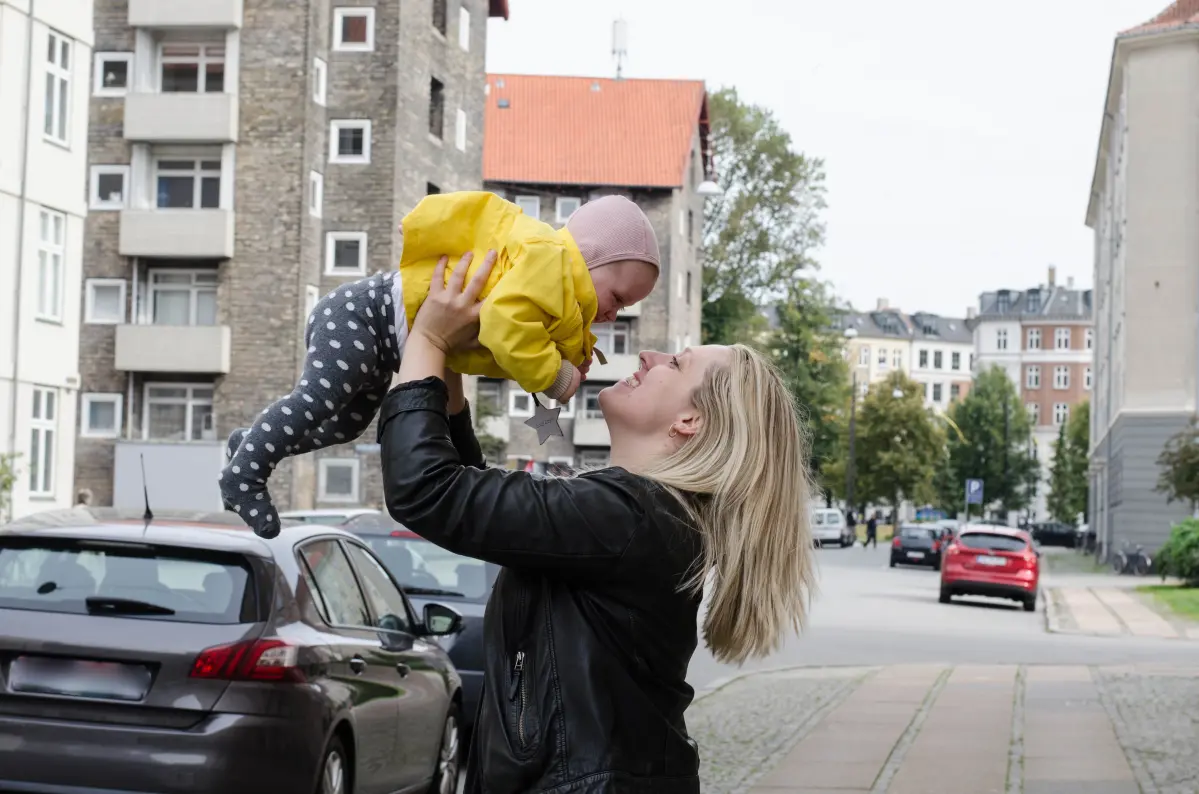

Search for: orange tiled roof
xmin=1122 ymin=0 xmax=1199 ymax=34
xmin=483 ymin=74 xmax=709 ymax=189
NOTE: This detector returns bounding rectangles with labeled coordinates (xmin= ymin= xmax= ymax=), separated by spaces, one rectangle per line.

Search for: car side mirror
xmin=423 ymin=603 xmax=464 ymax=637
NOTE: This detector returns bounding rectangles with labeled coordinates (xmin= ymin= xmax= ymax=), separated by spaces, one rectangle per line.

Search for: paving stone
xmin=1094 ymin=668 xmax=1199 ymax=794
xmin=1024 ymin=783 xmax=1140 ymax=794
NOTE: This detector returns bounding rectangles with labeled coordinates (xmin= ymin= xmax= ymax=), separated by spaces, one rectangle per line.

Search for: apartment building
xmin=0 ymin=0 xmax=93 ymax=519
xmin=1088 ymin=1 xmax=1199 ymax=556
xmin=76 ymin=0 xmax=507 ymax=512
xmin=971 ymin=268 xmax=1093 ymax=521
xmin=474 ymin=74 xmax=709 ymax=471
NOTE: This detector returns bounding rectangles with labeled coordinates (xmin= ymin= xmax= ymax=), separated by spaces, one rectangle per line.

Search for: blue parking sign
xmin=965 ymin=479 xmax=984 ymax=505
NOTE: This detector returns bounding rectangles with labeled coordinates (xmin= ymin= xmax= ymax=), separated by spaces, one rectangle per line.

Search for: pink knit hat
xmin=565 ymin=195 xmax=660 ymax=271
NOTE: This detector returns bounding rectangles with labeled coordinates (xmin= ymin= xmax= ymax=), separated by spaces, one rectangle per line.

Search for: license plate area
xmin=8 ymin=656 xmax=152 ymax=702
xmin=906 ymin=551 xmax=925 ymax=559
xmin=976 ymin=555 xmax=1007 ymax=567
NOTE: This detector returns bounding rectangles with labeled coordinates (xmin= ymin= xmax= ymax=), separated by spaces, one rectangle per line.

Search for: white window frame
xmin=147 ymin=269 xmax=218 ymax=326
xmin=878 ymin=348 xmax=888 ymax=369
xmin=1026 ymin=403 xmax=1040 ymax=424
xmin=593 ymin=321 xmax=630 ymax=356
xmin=29 ymin=387 xmax=58 ymax=496
xmin=329 ymin=120 xmax=372 ymax=164
xmin=858 ymin=346 xmax=870 ymax=366
xmin=1084 ymin=366 xmax=1093 ymax=391
xmin=154 ymin=157 xmax=222 ymax=209
xmin=325 ymin=231 xmax=368 ymax=276
xmin=89 ymin=165 xmax=131 ymax=211
xmin=458 ymin=6 xmax=472 ymax=49
xmin=84 ymin=278 xmax=127 ymax=325
xmin=81 ymin=393 xmax=124 ymax=439
xmin=1053 ymin=365 xmax=1070 ymax=390
xmin=556 ymin=197 xmax=581 ymax=224
xmin=933 ymin=350 xmax=943 ymax=370
xmin=36 ymin=209 xmax=66 ymax=323
xmin=318 ymin=457 xmax=361 ymax=503
xmin=309 ymin=171 xmax=324 ymax=218
xmin=142 ymin=383 xmax=215 ymax=442
xmin=1054 ymin=328 xmax=1071 ymax=350
xmin=892 ymin=349 xmax=902 ymax=369
xmin=306 ymin=284 xmax=320 ymax=317
xmin=475 ymin=379 xmax=504 ymax=413
xmin=158 ymin=43 xmax=225 ymax=93
xmin=333 ymin=7 xmax=376 ymax=51
xmin=580 ymin=384 xmax=604 ymax=419
xmin=515 ymin=195 xmax=540 ymax=218
xmin=1025 ymin=365 xmax=1040 ymax=389
xmin=1053 ymin=403 xmax=1070 ymax=426
xmin=44 ymin=32 xmax=71 ymax=145
xmin=1027 ymin=328 xmax=1041 ymax=350
xmin=1085 ymin=328 xmax=1094 ymax=350
xmin=509 ymin=387 xmax=533 ymax=418
xmin=455 ymin=108 xmax=467 ymax=151
xmin=313 ymin=57 xmax=328 ymax=105
xmin=93 ymin=51 xmax=132 ymax=97
xmin=996 ymin=329 xmax=1008 ymax=351
xmin=918 ymin=349 xmax=928 ymax=368
xmin=932 ymin=383 xmax=943 ymax=403
xmin=951 ymin=351 xmax=961 ymax=371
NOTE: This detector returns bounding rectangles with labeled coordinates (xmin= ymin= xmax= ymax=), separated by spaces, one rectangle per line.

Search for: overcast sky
xmin=486 ymin=0 xmax=1169 ymax=317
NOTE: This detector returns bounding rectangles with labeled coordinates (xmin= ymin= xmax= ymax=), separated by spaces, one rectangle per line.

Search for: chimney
xmin=966 ymin=306 xmax=977 ymax=320
xmin=1067 ymin=276 xmax=1075 ymax=289
xmin=877 ymin=298 xmax=889 ymax=311
xmin=1048 ymin=265 xmax=1056 ymax=287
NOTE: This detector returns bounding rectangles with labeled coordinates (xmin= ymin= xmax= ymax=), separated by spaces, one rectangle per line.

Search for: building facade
xmin=76 ymin=0 xmax=506 ymax=512
xmin=1087 ymin=1 xmax=1199 ymax=556
xmin=971 ymin=269 xmax=1093 ymax=522
xmin=0 ymin=0 xmax=93 ymax=519
xmin=474 ymin=74 xmax=709 ymax=471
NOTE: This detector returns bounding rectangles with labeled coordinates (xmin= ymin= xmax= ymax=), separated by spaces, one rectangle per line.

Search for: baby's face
xmin=590 ymin=260 xmax=658 ymax=324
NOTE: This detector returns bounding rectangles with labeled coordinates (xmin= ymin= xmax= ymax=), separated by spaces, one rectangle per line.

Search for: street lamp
xmin=844 ymin=327 xmax=859 ymax=516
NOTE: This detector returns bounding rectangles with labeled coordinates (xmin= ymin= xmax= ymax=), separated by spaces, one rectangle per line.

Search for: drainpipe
xmin=7 ymin=0 xmax=37 ymax=521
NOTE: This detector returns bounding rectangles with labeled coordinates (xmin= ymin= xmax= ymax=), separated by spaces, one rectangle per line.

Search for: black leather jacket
xmin=378 ymin=378 xmax=703 ymax=794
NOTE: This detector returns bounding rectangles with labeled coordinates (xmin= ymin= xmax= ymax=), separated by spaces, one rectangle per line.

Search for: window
xmin=36 ymin=209 xmax=65 ymax=322
xmin=677 ymin=273 xmax=684 ymax=298
xmin=970 ymin=354 xmax=976 ymax=370
xmin=148 ymin=270 xmax=218 ymax=325
xmin=81 ymin=393 xmax=123 ymax=438
xmin=432 ymin=0 xmax=448 ymax=35
xmin=1025 ymin=365 xmax=1041 ymax=389
xmin=85 ymin=279 xmax=126 ymax=324
xmin=556 ymin=197 xmax=581 ymax=224
xmin=1027 ymin=328 xmax=1042 ymax=350
xmin=593 ymin=321 xmax=629 ymax=356
xmin=578 ymin=449 xmax=609 ymax=468
xmin=333 ymin=7 xmax=375 ymax=51
xmin=89 ymin=165 xmax=130 ymax=210
xmin=878 ymin=348 xmax=888 ymax=368
xmin=858 ymin=346 xmax=870 ymax=366
xmin=1054 ymin=328 xmax=1071 ymax=350
xmin=1053 ymin=366 xmax=1070 ymax=390
xmin=950 ymin=384 xmax=960 ymax=401
xmin=515 ymin=195 xmax=540 ymax=218
xmin=300 ymin=541 xmax=370 ymax=627
xmin=933 ymin=351 xmax=943 ymax=369
xmin=476 ymin=379 xmax=503 ymax=412
xmin=686 ymin=272 xmax=693 ymax=306
xmin=429 ymin=78 xmax=445 ymax=139
xmin=93 ymin=51 xmax=131 ymax=97
xmin=1085 ymin=366 xmax=1093 ymax=390
xmin=687 ymin=210 xmax=695 ymax=243
xmin=458 ymin=6 xmax=471 ymax=49
xmin=306 ymin=285 xmax=320 ymax=316
xmin=156 ymin=159 xmax=221 ymax=209
xmin=996 ymin=329 xmax=1008 ymax=350
xmin=508 ymin=388 xmax=533 ymax=417
xmin=44 ymin=33 xmax=71 ymax=144
xmin=918 ymin=349 xmax=928 ymax=368
xmin=678 ymin=209 xmax=686 ymax=236
xmin=325 ymin=232 xmax=368 ymax=276
xmin=143 ymin=384 xmax=214 ymax=441
xmin=29 ymin=388 xmax=57 ymax=496
xmin=1085 ymin=328 xmax=1094 ymax=350
xmin=1027 ymin=403 xmax=1040 ymax=424
xmin=313 ymin=57 xmax=328 ymax=105
xmin=1053 ymin=403 xmax=1070 ymax=426
xmin=160 ymin=44 xmax=224 ymax=93
xmin=892 ymin=349 xmax=902 ymax=369
xmin=308 ymin=171 xmax=324 ymax=218
xmin=344 ymin=543 xmax=412 ymax=631
xmin=996 ymin=291 xmax=1011 ymax=313
xmin=581 ymin=384 xmax=604 ymax=418
xmin=426 ymin=182 xmax=440 ymax=195
xmin=932 ymin=383 xmax=942 ymax=402
xmin=318 ymin=458 xmax=360 ymax=503
xmin=329 ymin=120 xmax=372 ymax=164
xmin=951 ymin=352 xmax=961 ymax=371
xmin=455 ymin=108 xmax=467 ymax=151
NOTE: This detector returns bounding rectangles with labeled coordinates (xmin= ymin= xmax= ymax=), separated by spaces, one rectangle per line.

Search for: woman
xmin=378 ymin=252 xmax=817 ymax=793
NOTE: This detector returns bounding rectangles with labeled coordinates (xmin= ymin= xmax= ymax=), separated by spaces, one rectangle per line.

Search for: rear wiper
xmin=85 ymin=597 xmax=175 ymax=616
xmin=402 ymin=586 xmax=465 ymax=597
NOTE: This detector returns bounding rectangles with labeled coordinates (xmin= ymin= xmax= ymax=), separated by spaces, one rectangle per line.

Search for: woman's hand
xmin=410 ymin=250 xmax=497 ymax=354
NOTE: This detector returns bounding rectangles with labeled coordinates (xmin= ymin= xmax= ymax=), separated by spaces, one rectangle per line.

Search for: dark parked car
xmin=0 ymin=508 xmax=465 ymax=794
xmin=1031 ymin=522 xmax=1076 ymax=548
xmin=890 ymin=525 xmax=943 ymax=570
xmin=338 ymin=512 xmax=499 ymax=736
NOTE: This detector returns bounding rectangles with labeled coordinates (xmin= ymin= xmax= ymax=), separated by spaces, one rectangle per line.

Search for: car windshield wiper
xmin=85 ymin=597 xmax=176 ymax=616
xmin=402 ymin=586 xmax=465 ymax=597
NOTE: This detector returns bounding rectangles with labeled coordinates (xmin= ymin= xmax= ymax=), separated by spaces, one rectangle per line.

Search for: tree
xmin=471 ymin=390 xmax=506 ymax=463
xmin=701 ymin=87 xmax=827 ymax=345
xmin=937 ymin=366 xmax=1039 ymax=518
xmin=0 ymin=453 xmax=18 ymax=521
xmin=1156 ymin=417 xmax=1199 ymax=512
xmin=1047 ymin=401 xmax=1090 ymax=523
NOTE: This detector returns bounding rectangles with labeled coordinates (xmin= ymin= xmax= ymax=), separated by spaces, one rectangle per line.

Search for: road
xmin=685 ymin=543 xmax=1197 ymax=693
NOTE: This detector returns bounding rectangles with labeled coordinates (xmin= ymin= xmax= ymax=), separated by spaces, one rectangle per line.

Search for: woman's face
xmin=598 ymin=345 xmax=731 ymax=436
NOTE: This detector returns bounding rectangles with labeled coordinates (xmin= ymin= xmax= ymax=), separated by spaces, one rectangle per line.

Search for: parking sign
xmin=965 ymin=479 xmax=984 ymax=505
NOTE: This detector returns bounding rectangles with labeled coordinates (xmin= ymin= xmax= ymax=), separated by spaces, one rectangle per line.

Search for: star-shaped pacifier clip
xmin=525 ymin=394 xmax=565 ymax=445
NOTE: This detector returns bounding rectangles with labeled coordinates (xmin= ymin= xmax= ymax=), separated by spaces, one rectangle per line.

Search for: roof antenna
xmin=140 ymin=453 xmax=154 ymax=530
xmin=612 ymin=18 xmax=628 ymax=80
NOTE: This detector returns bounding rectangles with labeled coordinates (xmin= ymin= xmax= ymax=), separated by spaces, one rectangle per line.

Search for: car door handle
xmin=395 ymin=662 xmax=410 ymax=678
xmin=349 ymin=656 xmax=367 ymax=675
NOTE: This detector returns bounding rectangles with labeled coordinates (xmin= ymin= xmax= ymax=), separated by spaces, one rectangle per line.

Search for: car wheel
xmin=889 ymin=558 xmax=897 ymax=568
xmin=318 ymin=735 xmax=351 ymax=794
xmin=1023 ymin=595 xmax=1037 ymax=612
xmin=939 ymin=587 xmax=951 ymax=604
xmin=429 ymin=702 xmax=461 ymax=794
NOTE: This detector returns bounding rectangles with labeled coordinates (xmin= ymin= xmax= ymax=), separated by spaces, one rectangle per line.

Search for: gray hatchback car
xmin=0 ymin=507 xmax=466 ymax=794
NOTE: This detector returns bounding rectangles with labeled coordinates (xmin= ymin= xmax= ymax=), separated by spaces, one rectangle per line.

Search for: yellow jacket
xmin=398 ymin=191 xmax=599 ymax=396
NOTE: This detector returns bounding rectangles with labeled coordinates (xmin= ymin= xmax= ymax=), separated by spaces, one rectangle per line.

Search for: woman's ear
xmin=671 ymin=411 xmax=703 ymax=439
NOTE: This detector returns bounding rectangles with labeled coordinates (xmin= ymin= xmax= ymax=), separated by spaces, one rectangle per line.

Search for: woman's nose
xmin=639 ymin=350 xmax=667 ymax=369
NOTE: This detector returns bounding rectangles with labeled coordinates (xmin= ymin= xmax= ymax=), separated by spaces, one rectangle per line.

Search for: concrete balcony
xmin=128 ymin=0 xmax=244 ymax=29
xmin=573 ymin=416 xmax=611 ymax=447
xmin=115 ymin=324 xmax=232 ymax=374
xmin=587 ymin=353 xmax=640 ymax=384
xmin=617 ymin=302 xmax=641 ymax=318
xmin=124 ymin=93 xmax=239 ymax=143
xmin=114 ymin=441 xmax=225 ymax=512
xmin=119 ymin=209 xmax=235 ymax=259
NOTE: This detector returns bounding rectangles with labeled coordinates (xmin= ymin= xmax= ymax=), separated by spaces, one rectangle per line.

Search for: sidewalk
xmin=1045 ymin=585 xmax=1199 ymax=640
xmin=689 ymin=663 xmax=1199 ymax=794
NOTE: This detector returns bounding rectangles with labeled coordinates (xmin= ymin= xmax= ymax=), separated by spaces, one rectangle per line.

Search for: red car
xmin=939 ymin=525 xmax=1040 ymax=612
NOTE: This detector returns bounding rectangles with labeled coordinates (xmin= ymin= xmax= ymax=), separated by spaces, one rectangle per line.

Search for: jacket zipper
xmin=510 ymin=650 xmax=528 ymax=748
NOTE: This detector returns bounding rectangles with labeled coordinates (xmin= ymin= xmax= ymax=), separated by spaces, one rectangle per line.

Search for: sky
xmin=485 ymin=0 xmax=1170 ymax=317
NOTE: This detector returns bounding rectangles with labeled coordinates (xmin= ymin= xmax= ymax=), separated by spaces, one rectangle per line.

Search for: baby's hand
xmin=559 ymin=367 xmax=583 ymax=401
xmin=579 ymin=357 xmax=592 ymax=381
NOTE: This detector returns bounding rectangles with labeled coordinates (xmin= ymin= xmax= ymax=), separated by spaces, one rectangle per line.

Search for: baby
xmin=219 ymin=191 xmax=661 ymax=538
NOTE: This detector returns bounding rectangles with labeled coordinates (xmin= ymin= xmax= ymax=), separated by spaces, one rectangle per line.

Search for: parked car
xmin=889 ymin=525 xmax=943 ymax=569
xmin=939 ymin=525 xmax=1041 ymax=612
xmin=1031 ymin=521 xmax=1076 ymax=548
xmin=811 ymin=508 xmax=855 ymax=547
xmin=338 ymin=512 xmax=499 ymax=736
xmin=0 ymin=507 xmax=464 ymax=794
xmin=278 ymin=507 xmax=381 ymax=526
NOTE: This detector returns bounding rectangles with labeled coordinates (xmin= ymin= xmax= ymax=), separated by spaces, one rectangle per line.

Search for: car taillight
xmin=1021 ymin=552 xmax=1038 ymax=568
xmin=945 ymin=543 xmax=961 ymax=556
xmin=190 ymin=639 xmax=304 ymax=682
xmin=892 ymin=537 xmax=901 ymax=548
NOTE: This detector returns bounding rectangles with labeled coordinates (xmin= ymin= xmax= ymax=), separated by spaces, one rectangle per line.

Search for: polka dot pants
xmin=219 ymin=272 xmax=402 ymax=538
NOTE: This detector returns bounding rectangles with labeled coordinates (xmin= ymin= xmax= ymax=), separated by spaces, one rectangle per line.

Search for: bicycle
xmin=1112 ymin=541 xmax=1152 ymax=576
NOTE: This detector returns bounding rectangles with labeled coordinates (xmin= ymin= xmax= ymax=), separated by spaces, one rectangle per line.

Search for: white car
xmin=278 ymin=507 xmax=381 ymax=526
xmin=812 ymin=508 xmax=854 ymax=547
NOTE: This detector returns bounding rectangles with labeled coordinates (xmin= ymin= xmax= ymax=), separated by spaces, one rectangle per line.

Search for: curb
xmin=691 ymin=662 xmax=880 ymax=704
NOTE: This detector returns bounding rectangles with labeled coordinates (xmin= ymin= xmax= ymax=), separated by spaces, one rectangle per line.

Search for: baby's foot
xmin=225 ymin=428 xmax=248 ymax=462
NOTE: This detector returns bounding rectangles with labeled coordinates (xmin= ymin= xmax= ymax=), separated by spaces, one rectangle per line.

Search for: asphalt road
xmin=685 ymin=543 xmax=1197 ymax=692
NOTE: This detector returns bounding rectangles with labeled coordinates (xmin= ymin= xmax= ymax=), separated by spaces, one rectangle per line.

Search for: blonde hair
xmin=640 ymin=345 xmax=817 ymax=664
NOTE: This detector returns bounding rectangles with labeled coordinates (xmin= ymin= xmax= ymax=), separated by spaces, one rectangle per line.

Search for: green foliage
xmin=0 ymin=453 xmax=18 ymax=520
xmin=1156 ymin=417 xmax=1199 ymax=510
xmin=471 ymin=390 xmax=506 ymax=463
xmin=1156 ymin=518 xmax=1199 ymax=587
xmin=852 ymin=372 xmax=945 ymax=511
xmin=1047 ymin=401 xmax=1090 ymax=523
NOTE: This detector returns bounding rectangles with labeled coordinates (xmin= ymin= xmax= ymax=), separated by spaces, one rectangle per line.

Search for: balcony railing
xmin=128 ymin=0 xmax=244 ymax=29
xmin=124 ymin=93 xmax=239 ymax=143
xmin=115 ymin=324 xmax=232 ymax=374
xmin=119 ymin=209 xmax=235 ymax=259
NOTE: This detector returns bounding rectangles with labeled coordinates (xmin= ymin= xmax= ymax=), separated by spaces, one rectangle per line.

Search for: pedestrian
xmin=846 ymin=508 xmax=857 ymax=544
xmin=865 ymin=512 xmax=878 ymax=549
xmin=220 ymin=193 xmax=660 ymax=538
xmin=378 ymin=252 xmax=818 ymax=794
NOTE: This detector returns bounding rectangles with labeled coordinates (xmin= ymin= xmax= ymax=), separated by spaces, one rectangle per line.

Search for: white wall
xmin=910 ymin=339 xmax=972 ymax=409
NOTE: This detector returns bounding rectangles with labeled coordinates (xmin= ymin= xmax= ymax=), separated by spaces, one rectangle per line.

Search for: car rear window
xmin=958 ymin=533 xmax=1028 ymax=552
xmin=0 ymin=538 xmax=257 ymax=624
xmin=900 ymin=527 xmax=934 ymax=539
